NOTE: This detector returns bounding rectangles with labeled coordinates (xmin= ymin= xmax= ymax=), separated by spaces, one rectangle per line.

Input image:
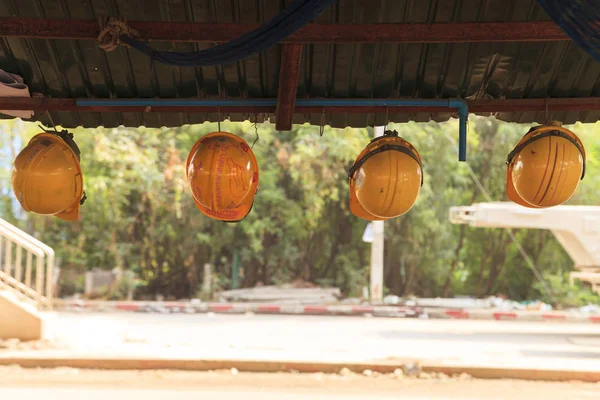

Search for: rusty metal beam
xmin=0 ymin=17 xmax=569 ymax=43
xmin=468 ymin=98 xmax=600 ymax=113
xmin=275 ymin=44 xmax=303 ymax=131
xmin=1 ymin=97 xmax=600 ymax=114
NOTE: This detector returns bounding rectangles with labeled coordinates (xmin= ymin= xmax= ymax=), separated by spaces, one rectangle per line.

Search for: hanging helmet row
xmin=11 ymin=125 xmax=586 ymax=222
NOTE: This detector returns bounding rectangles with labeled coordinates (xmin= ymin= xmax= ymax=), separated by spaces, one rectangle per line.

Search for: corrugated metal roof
xmin=1 ymin=0 xmax=600 ymax=128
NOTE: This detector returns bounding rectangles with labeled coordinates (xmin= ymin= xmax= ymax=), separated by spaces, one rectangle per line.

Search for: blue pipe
xmin=77 ymin=98 xmax=469 ymax=161
xmin=449 ymin=99 xmax=468 ymax=162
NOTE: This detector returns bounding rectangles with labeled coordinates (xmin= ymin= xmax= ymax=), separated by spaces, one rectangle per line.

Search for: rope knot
xmin=97 ymin=17 xmax=139 ymax=52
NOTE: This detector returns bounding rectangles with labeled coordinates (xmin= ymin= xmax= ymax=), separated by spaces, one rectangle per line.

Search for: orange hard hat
xmin=506 ymin=125 xmax=585 ymax=208
xmin=348 ymin=130 xmax=423 ymax=221
xmin=12 ymin=131 xmax=86 ymax=221
xmin=186 ymin=132 xmax=259 ymax=222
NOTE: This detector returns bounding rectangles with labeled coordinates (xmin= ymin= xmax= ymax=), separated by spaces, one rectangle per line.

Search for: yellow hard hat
xmin=506 ymin=125 xmax=586 ymax=208
xmin=186 ymin=131 xmax=259 ymax=222
xmin=12 ymin=131 xmax=86 ymax=221
xmin=348 ymin=130 xmax=423 ymax=221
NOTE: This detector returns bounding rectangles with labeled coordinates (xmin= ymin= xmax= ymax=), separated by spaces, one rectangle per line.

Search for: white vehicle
xmin=450 ymin=202 xmax=600 ymax=293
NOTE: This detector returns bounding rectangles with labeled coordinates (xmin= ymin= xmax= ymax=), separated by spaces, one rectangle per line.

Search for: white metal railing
xmin=0 ymin=218 xmax=54 ymax=310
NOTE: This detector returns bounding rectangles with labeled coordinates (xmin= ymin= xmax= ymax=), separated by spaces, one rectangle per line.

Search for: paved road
xmin=0 ymin=368 xmax=598 ymax=400
xmin=1 ymin=388 xmax=407 ymax=400
xmin=4 ymin=387 xmax=598 ymax=400
xmin=10 ymin=312 xmax=600 ymax=371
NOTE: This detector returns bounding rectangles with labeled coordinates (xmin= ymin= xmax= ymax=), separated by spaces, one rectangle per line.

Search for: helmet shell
xmin=507 ymin=126 xmax=585 ymax=208
xmin=12 ymin=133 xmax=83 ymax=221
xmin=186 ymin=132 xmax=259 ymax=222
xmin=349 ymin=133 xmax=423 ymax=220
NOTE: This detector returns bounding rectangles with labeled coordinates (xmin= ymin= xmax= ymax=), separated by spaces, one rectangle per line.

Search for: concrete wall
xmin=0 ymin=292 xmax=42 ymax=341
xmin=85 ymin=269 xmax=118 ymax=296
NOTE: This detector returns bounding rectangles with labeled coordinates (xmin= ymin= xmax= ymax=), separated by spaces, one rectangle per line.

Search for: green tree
xmin=0 ymin=116 xmax=598 ymax=305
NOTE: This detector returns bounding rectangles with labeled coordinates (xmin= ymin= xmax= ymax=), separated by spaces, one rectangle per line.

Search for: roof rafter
xmin=0 ymin=17 xmax=569 ymax=43
xmin=275 ymin=44 xmax=303 ymax=131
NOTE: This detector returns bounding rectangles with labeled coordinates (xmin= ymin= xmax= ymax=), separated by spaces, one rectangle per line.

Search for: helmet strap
xmin=54 ymin=130 xmax=82 ymax=162
xmin=348 ymin=143 xmax=424 ymax=187
xmin=38 ymin=125 xmax=82 ymax=162
xmin=369 ymin=129 xmax=399 ymax=144
xmin=506 ymin=129 xmax=586 ymax=180
xmin=222 ymin=201 xmax=254 ymax=223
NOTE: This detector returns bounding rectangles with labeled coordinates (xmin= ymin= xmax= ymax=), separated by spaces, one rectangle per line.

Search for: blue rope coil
xmin=119 ymin=0 xmax=335 ymax=67
xmin=536 ymin=0 xmax=600 ymax=62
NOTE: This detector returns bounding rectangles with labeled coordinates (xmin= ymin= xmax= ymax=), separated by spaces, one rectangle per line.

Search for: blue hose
xmin=536 ymin=0 xmax=600 ymax=62
xmin=121 ymin=0 xmax=335 ymax=67
xmin=449 ymin=99 xmax=468 ymax=162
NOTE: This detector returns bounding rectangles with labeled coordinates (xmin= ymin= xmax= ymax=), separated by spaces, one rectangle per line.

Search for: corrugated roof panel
xmin=0 ymin=0 xmax=599 ymax=128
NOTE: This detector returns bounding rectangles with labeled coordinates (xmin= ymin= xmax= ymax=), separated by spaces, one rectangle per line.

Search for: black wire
xmin=251 ymin=121 xmax=259 ymax=149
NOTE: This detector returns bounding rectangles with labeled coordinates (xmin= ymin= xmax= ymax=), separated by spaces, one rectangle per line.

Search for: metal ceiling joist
xmin=275 ymin=44 xmax=303 ymax=131
xmin=0 ymin=17 xmax=569 ymax=44
xmin=1 ymin=97 xmax=599 ymax=114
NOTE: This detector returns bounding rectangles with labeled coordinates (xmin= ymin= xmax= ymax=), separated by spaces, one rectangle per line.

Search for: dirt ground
xmin=0 ymin=366 xmax=598 ymax=400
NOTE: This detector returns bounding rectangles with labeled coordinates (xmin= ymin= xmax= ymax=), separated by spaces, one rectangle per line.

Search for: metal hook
xmin=384 ymin=106 xmax=390 ymax=131
xmin=40 ymin=110 xmax=58 ymax=132
xmin=38 ymin=123 xmax=50 ymax=133
xmin=251 ymin=113 xmax=260 ymax=149
xmin=319 ymin=107 xmax=325 ymax=137
xmin=217 ymin=106 xmax=221 ymax=131
xmin=38 ymin=115 xmax=62 ymax=136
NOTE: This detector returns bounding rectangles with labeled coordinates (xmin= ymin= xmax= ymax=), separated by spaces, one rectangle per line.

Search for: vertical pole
xmin=203 ymin=263 xmax=212 ymax=298
xmin=232 ymin=249 xmax=241 ymax=289
xmin=85 ymin=271 xmax=93 ymax=296
xmin=370 ymin=126 xmax=385 ymax=304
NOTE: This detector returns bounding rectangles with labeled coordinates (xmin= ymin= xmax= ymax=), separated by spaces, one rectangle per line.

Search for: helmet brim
xmin=192 ymin=197 xmax=254 ymax=222
xmin=505 ymin=164 xmax=542 ymax=209
xmin=55 ymin=202 xmax=81 ymax=221
xmin=348 ymin=178 xmax=393 ymax=221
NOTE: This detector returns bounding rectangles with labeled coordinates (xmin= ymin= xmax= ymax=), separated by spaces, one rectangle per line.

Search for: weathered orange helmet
xmin=506 ymin=125 xmax=585 ymax=208
xmin=12 ymin=130 xmax=86 ymax=221
xmin=186 ymin=132 xmax=259 ymax=222
xmin=348 ymin=130 xmax=423 ymax=221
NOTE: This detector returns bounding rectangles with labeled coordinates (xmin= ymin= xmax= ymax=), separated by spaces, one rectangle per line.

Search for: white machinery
xmin=449 ymin=202 xmax=600 ymax=293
